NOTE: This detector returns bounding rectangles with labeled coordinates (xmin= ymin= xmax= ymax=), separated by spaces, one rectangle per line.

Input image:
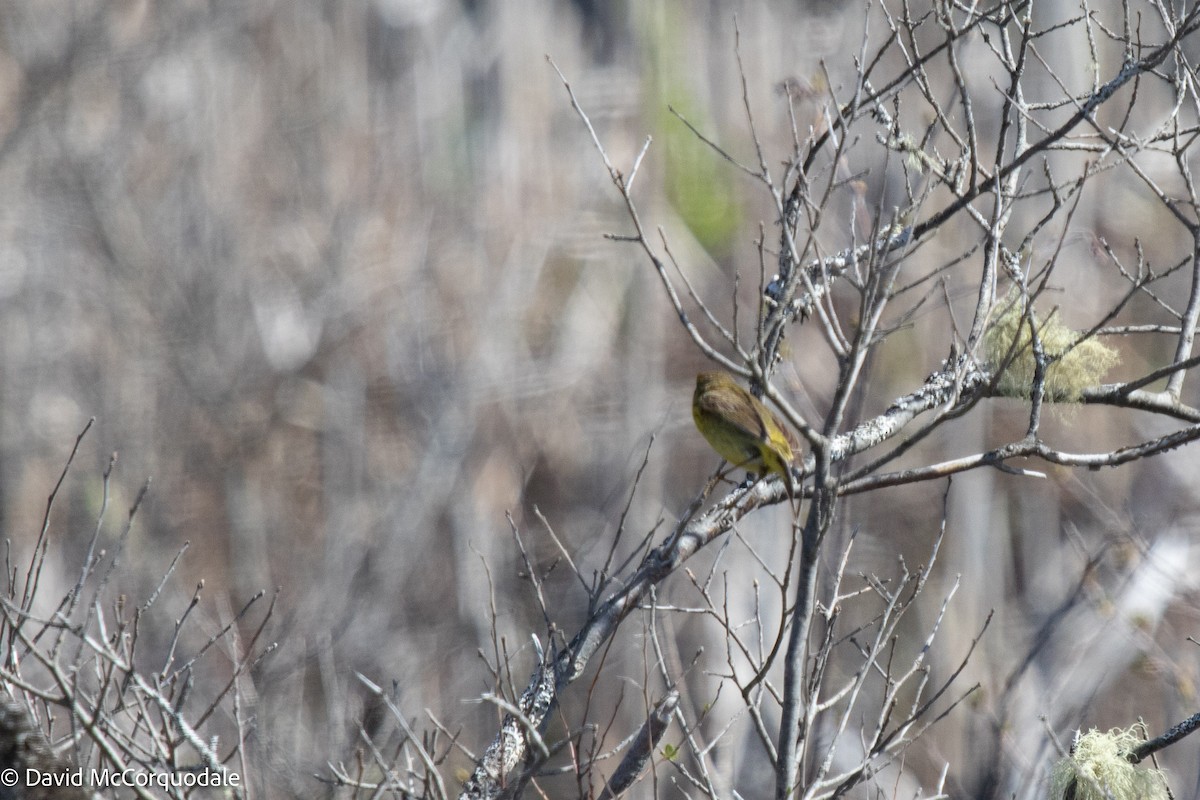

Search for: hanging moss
xmin=1048 ymin=727 xmax=1170 ymax=800
xmin=983 ymin=290 xmax=1119 ymax=401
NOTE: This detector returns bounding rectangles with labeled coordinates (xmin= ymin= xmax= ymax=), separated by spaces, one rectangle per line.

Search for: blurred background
xmin=1 ymin=1 xmax=1199 ymax=797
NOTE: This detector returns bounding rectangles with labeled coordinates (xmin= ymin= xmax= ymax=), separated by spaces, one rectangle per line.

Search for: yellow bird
xmin=692 ymin=371 xmax=800 ymax=484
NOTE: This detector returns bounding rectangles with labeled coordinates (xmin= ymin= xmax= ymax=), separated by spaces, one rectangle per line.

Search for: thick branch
xmin=596 ymin=690 xmax=679 ymax=800
xmin=458 ymin=482 xmax=786 ymax=800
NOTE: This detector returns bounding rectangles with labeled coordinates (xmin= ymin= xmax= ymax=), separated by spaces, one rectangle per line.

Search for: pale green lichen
xmin=983 ymin=290 xmax=1119 ymax=401
xmin=1048 ymin=727 xmax=1170 ymax=800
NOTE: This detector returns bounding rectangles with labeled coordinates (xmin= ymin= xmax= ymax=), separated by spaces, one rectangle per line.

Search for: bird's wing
xmin=697 ymin=391 xmax=769 ymax=442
